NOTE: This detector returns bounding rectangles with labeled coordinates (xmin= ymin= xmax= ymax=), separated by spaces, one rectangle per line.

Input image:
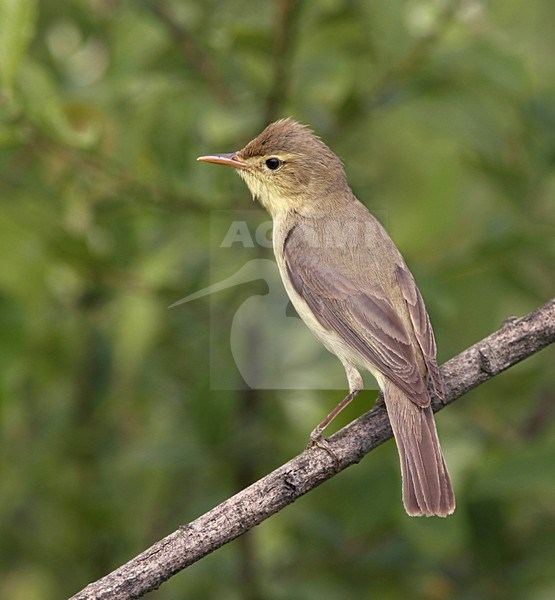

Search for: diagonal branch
xmin=147 ymin=0 xmax=235 ymax=105
xmin=71 ymin=298 xmax=555 ymax=599
xmin=332 ymin=0 xmax=461 ymax=134
xmin=368 ymin=0 xmax=462 ymax=109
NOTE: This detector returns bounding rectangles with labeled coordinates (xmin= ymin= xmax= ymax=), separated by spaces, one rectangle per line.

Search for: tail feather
xmin=384 ymin=381 xmax=455 ymax=517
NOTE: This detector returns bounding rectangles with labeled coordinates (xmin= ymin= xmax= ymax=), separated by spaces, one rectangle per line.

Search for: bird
xmin=197 ymin=118 xmax=455 ymax=517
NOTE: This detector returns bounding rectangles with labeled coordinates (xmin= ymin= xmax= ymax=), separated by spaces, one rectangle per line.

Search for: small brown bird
xmin=198 ymin=118 xmax=455 ymax=517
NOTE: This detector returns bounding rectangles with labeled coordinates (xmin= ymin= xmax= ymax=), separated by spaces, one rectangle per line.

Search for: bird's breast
xmin=272 ymin=220 xmax=356 ymax=363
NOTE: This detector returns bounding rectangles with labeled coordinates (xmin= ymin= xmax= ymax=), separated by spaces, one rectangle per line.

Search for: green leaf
xmin=0 ymin=0 xmax=37 ymax=99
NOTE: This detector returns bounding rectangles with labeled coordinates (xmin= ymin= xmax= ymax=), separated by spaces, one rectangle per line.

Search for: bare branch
xmin=71 ymin=298 xmax=555 ymax=599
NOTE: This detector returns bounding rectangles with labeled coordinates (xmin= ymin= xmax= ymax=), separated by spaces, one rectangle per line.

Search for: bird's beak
xmin=197 ymin=153 xmax=250 ymax=170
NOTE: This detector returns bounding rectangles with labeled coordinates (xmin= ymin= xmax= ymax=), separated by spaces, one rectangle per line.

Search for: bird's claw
xmin=307 ymin=430 xmax=340 ymax=469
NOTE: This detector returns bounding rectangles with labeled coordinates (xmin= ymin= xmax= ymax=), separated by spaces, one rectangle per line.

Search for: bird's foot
xmin=307 ymin=429 xmax=339 ymax=469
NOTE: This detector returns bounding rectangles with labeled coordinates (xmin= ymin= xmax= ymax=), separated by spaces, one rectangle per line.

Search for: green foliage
xmin=0 ymin=0 xmax=37 ymax=100
xmin=1 ymin=1 xmax=554 ymax=598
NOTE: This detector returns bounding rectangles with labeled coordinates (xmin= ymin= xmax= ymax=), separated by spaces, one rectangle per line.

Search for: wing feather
xmin=284 ymin=224 xmax=429 ymax=406
xmin=395 ymin=264 xmax=444 ymax=398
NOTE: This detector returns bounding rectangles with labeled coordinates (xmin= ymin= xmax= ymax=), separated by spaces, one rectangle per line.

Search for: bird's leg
xmin=307 ymin=366 xmax=363 ymax=464
xmin=308 ymin=389 xmax=360 ymax=445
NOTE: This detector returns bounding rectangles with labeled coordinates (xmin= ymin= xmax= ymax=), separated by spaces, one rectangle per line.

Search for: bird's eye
xmin=265 ymin=157 xmax=282 ymax=170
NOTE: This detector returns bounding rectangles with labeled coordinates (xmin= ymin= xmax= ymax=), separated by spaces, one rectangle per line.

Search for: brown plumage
xmin=198 ymin=118 xmax=455 ymax=517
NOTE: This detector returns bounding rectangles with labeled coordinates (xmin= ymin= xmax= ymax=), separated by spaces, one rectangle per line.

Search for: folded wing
xmin=284 ymin=224 xmax=431 ymax=406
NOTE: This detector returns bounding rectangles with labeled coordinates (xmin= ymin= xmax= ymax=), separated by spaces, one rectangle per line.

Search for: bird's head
xmin=198 ymin=118 xmax=349 ymax=217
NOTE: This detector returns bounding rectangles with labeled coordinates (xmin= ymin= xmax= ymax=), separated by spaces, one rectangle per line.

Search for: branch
xmin=146 ymin=0 xmax=235 ymax=105
xmin=71 ymin=298 xmax=555 ymax=599
xmin=368 ymin=0 xmax=462 ymax=109
xmin=332 ymin=0 xmax=461 ymax=134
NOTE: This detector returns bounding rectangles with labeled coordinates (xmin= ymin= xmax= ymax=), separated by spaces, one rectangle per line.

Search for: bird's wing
xmin=283 ymin=224 xmax=429 ymax=406
xmin=395 ymin=264 xmax=444 ymax=398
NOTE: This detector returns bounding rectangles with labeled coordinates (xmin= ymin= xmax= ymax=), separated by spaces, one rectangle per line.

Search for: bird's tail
xmin=383 ymin=380 xmax=455 ymax=517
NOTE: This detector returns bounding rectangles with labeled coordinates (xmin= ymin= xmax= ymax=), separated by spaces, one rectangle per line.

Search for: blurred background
xmin=1 ymin=1 xmax=555 ymax=598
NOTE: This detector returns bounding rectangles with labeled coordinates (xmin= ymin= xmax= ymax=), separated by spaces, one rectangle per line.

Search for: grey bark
xmin=71 ymin=298 xmax=555 ymax=599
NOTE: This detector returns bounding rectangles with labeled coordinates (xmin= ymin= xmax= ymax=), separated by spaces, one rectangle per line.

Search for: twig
xmin=71 ymin=298 xmax=555 ymax=599
xmin=146 ymin=0 xmax=235 ymax=105
xmin=332 ymin=0 xmax=462 ymax=136
xmin=369 ymin=0 xmax=462 ymax=108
